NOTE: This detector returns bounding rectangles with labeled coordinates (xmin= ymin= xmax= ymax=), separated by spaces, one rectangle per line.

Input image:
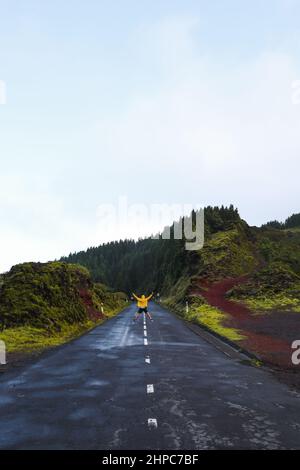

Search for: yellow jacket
xmin=133 ymin=293 xmax=153 ymax=308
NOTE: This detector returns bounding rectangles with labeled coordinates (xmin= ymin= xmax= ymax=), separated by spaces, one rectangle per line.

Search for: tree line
xmin=61 ymin=206 xmax=242 ymax=294
xmin=262 ymin=213 xmax=300 ymax=230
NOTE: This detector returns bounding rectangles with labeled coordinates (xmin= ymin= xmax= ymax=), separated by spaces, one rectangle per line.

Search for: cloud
xmin=1 ymin=15 xmax=300 ymax=271
xmin=93 ymin=17 xmax=300 ymax=223
xmin=0 ymin=172 xmax=94 ymax=271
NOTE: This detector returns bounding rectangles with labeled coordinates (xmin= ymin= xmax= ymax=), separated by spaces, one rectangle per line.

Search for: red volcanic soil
xmin=192 ymin=277 xmax=299 ymax=370
xmin=199 ymin=276 xmax=251 ymax=319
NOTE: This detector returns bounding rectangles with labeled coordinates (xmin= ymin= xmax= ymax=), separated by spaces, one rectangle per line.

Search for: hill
xmin=0 ymin=261 xmax=126 ymax=354
xmin=61 ymin=207 xmax=300 ymax=303
xmin=61 ymin=207 xmax=300 ymax=368
xmin=262 ymin=213 xmax=300 ymax=230
xmin=61 ymin=205 xmax=242 ymax=293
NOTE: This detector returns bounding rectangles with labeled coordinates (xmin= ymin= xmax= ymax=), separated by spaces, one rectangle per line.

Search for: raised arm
xmin=132 ymin=293 xmax=141 ymax=301
xmin=146 ymin=292 xmax=154 ymax=301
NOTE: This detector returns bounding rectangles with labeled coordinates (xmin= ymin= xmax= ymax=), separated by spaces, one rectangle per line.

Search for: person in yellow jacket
xmin=132 ymin=292 xmax=154 ymax=321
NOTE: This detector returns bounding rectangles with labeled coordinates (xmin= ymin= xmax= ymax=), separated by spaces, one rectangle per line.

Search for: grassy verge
xmin=184 ymin=303 xmax=246 ymax=341
xmin=163 ymin=291 xmax=245 ymax=343
xmin=0 ymin=304 xmax=126 ymax=354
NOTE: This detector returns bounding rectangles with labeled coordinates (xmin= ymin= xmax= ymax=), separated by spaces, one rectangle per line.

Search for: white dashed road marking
xmin=143 ymin=312 xmax=155 ymax=431
xmin=148 ymin=418 xmax=158 ymax=429
xmin=147 ymin=384 xmax=154 ymax=394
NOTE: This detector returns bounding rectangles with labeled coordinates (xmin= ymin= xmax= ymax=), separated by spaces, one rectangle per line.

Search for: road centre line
xmin=148 ymin=418 xmax=158 ymax=428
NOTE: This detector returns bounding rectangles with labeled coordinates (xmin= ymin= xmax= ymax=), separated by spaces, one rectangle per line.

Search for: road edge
xmin=157 ymin=301 xmax=264 ymax=366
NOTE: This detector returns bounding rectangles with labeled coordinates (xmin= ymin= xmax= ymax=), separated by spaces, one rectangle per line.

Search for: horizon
xmin=1 ymin=0 xmax=300 ymax=271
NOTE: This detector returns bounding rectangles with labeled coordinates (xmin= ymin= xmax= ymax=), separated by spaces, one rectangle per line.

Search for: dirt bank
xmin=193 ymin=277 xmax=300 ymax=388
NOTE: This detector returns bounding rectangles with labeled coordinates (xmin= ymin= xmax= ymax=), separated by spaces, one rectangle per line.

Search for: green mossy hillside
xmin=0 ymin=262 xmax=127 ymax=352
xmin=228 ymin=262 xmax=300 ymax=312
xmin=196 ymin=227 xmax=257 ymax=281
xmin=60 ymin=207 xmax=300 ymax=314
xmin=257 ymin=228 xmax=300 ymax=276
xmin=0 ymin=262 xmax=90 ymax=329
xmin=61 ymin=206 xmax=245 ymax=293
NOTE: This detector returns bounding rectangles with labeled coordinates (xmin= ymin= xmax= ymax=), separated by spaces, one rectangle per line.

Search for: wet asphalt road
xmin=0 ymin=302 xmax=300 ymax=450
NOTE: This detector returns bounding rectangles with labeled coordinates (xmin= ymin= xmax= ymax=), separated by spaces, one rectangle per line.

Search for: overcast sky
xmin=0 ymin=0 xmax=300 ymax=272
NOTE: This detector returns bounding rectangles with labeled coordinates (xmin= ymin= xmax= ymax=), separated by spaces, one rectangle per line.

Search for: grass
xmin=186 ymin=303 xmax=246 ymax=342
xmin=0 ymin=322 xmax=97 ymax=353
xmin=0 ymin=262 xmax=92 ymax=329
xmin=241 ymin=294 xmax=300 ymax=313
xmin=198 ymin=228 xmax=257 ymax=280
xmin=163 ymin=289 xmax=245 ymax=343
xmin=284 ymin=228 xmax=300 ymax=233
xmin=0 ymin=261 xmax=128 ymax=355
xmin=0 ymin=303 xmax=127 ymax=354
xmin=229 ymin=262 xmax=300 ymax=313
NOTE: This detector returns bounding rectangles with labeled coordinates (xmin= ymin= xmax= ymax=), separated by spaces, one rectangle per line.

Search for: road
xmin=0 ymin=302 xmax=300 ymax=450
